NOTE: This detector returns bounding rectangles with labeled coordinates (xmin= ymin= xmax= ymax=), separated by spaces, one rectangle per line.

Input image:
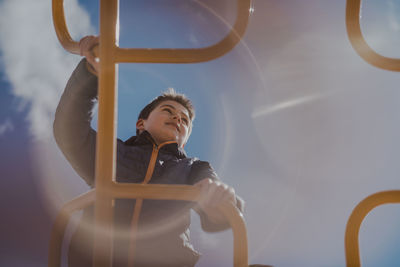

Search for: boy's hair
xmin=136 ymin=88 xmax=195 ymax=135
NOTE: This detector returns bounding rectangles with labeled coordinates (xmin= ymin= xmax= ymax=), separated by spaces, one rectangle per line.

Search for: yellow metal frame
xmin=346 ymin=1 xmax=400 ymax=265
xmin=49 ymin=186 xmax=248 ymax=267
xmin=346 ymin=0 xmax=400 ymax=71
xmin=345 ymin=190 xmax=400 ymax=267
xmin=52 ymin=0 xmax=251 ymax=63
xmin=51 ymin=0 xmax=250 ymax=266
xmin=48 ymin=190 xmax=96 ymax=267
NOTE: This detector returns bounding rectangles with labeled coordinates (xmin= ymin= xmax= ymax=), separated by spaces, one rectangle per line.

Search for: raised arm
xmin=53 ymin=36 xmax=100 ymax=186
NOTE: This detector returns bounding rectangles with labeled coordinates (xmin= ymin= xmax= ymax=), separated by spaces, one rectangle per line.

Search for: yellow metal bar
xmin=219 ymin=201 xmax=248 ymax=267
xmin=48 ymin=190 xmax=95 ymax=267
xmin=346 ymin=0 xmax=400 ymax=71
xmin=49 ymin=186 xmax=248 ymax=267
xmin=110 ymin=183 xmax=200 ymax=200
xmin=345 ymin=190 xmax=400 ymax=267
xmin=51 ymin=0 xmax=250 ymax=63
xmin=111 ymin=183 xmax=248 ymax=267
xmin=110 ymin=184 xmax=249 ymax=267
xmin=111 ymin=183 xmax=249 ymax=266
xmin=52 ymin=0 xmax=250 ymax=266
xmin=51 ymin=0 xmax=80 ymax=55
xmin=92 ymin=0 xmax=119 ymax=266
xmin=115 ymin=0 xmax=251 ymax=63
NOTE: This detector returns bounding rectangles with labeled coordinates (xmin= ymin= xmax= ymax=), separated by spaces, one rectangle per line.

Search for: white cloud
xmin=0 ymin=0 xmax=95 ymax=140
xmin=0 ymin=118 xmax=13 ymax=136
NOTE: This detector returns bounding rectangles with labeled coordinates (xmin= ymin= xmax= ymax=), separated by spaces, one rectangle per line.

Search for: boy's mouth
xmin=166 ymin=122 xmax=179 ymax=132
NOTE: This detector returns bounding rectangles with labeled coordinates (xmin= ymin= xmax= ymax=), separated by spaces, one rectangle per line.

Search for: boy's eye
xmin=163 ymin=108 xmax=172 ymax=114
xmin=182 ymin=118 xmax=189 ymax=124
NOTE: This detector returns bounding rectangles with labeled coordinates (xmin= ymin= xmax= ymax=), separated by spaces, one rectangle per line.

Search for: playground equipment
xmin=50 ymin=0 xmax=251 ymax=266
xmin=51 ymin=0 xmax=400 ymax=266
xmin=346 ymin=0 xmax=400 ymax=71
xmin=344 ymin=191 xmax=400 ymax=266
xmin=345 ymin=0 xmax=400 ymax=266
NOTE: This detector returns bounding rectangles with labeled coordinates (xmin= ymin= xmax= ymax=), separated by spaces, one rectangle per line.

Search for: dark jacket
xmin=53 ymin=59 xmax=244 ymax=266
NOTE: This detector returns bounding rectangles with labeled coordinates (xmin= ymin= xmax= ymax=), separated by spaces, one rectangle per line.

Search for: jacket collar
xmin=124 ymin=131 xmax=187 ymax=159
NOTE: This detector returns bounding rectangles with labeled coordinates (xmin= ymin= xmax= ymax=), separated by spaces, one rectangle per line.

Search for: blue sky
xmin=1 ymin=0 xmax=400 ymax=266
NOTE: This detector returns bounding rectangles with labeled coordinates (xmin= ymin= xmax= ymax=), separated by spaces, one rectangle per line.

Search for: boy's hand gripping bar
xmin=48 ymin=185 xmax=248 ymax=267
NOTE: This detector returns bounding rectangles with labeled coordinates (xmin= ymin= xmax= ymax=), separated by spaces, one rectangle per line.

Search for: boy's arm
xmin=190 ymin=161 xmax=245 ymax=232
xmin=53 ymin=58 xmax=98 ymax=186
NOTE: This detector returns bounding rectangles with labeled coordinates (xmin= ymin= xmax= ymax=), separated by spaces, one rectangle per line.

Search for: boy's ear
xmin=136 ymin=118 xmax=145 ymax=132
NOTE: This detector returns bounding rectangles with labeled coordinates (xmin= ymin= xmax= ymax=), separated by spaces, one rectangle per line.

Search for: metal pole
xmin=92 ymin=0 xmax=119 ymax=266
xmin=345 ymin=190 xmax=400 ymax=266
xmin=346 ymin=0 xmax=400 ymax=71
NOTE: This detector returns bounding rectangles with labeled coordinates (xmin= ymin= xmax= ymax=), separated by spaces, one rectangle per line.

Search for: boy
xmin=54 ymin=35 xmax=244 ymax=266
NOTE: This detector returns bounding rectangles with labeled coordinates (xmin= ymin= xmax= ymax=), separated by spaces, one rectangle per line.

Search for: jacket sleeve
xmin=190 ymin=160 xmax=245 ymax=232
xmin=53 ymin=59 xmax=98 ymax=187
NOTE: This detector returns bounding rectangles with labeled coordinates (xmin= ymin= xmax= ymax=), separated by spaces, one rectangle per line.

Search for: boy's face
xmin=136 ymin=100 xmax=192 ymax=147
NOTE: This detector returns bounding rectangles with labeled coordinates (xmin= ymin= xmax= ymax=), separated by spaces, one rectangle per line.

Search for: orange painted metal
xmin=48 ymin=190 xmax=95 ymax=267
xmin=346 ymin=0 xmax=400 ymax=71
xmin=91 ymin=0 xmax=119 ymax=266
xmin=48 ymin=185 xmax=248 ymax=267
xmin=52 ymin=0 xmax=80 ymax=55
xmin=51 ymin=0 xmax=250 ymax=266
xmin=114 ymin=0 xmax=251 ymax=63
xmin=345 ymin=190 xmax=400 ymax=267
xmin=52 ymin=0 xmax=250 ymax=63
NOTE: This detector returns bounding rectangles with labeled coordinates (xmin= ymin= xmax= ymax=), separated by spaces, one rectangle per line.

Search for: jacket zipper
xmin=128 ymin=141 xmax=176 ymax=267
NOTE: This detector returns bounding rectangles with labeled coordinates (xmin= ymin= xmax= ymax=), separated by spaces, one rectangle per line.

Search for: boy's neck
xmin=141 ymin=130 xmax=179 ymax=148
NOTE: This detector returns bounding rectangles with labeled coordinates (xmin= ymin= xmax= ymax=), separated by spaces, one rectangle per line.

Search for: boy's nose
xmin=172 ymin=113 xmax=181 ymax=123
